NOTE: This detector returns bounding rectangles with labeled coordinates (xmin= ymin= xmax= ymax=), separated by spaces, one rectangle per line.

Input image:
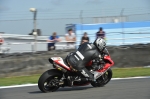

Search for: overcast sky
xmin=0 ymin=0 xmax=150 ymax=35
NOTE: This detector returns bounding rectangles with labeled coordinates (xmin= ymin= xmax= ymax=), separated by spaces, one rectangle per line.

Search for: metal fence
xmin=0 ymin=7 xmax=150 ymax=36
xmin=0 ymin=33 xmax=150 ymax=53
xmin=0 ymin=7 xmax=150 ymax=53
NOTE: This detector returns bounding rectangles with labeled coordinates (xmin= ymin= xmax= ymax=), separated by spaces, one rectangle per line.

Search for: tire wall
xmin=0 ymin=44 xmax=150 ymax=77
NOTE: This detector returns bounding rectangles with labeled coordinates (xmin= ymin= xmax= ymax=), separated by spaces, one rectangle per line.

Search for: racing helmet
xmin=94 ymin=38 xmax=106 ymax=51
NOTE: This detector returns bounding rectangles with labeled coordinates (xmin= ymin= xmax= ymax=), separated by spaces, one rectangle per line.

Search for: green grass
xmin=113 ymin=67 xmax=150 ymax=78
xmin=0 ymin=74 xmax=40 ymax=86
xmin=0 ymin=67 xmax=150 ymax=86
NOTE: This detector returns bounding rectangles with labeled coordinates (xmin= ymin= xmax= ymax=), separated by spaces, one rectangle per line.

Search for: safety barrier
xmin=0 ymin=33 xmax=150 ymax=53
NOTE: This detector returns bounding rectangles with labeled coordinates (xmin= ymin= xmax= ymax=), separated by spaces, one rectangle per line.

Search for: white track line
xmin=0 ymin=76 xmax=150 ymax=89
xmin=111 ymin=76 xmax=150 ymax=80
xmin=0 ymin=84 xmax=37 ymax=89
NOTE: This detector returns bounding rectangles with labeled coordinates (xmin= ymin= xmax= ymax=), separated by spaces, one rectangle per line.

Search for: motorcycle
xmin=38 ymin=52 xmax=114 ymax=93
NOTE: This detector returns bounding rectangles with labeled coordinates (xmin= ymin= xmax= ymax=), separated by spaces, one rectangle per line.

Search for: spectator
xmin=81 ymin=32 xmax=89 ymax=44
xmin=0 ymin=34 xmax=4 ymax=53
xmin=47 ymin=32 xmax=61 ymax=51
xmin=65 ymin=29 xmax=76 ymax=48
xmin=96 ymin=27 xmax=106 ymax=40
xmin=0 ymin=34 xmax=4 ymax=45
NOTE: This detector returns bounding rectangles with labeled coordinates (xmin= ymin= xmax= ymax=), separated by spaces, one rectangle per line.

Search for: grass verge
xmin=0 ymin=67 xmax=150 ymax=86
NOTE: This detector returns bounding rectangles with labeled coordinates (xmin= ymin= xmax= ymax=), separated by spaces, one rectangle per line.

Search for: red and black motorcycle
xmin=38 ymin=53 xmax=114 ymax=93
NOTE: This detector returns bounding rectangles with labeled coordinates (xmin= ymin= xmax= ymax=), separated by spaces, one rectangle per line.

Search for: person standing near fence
xmin=81 ymin=32 xmax=89 ymax=44
xmin=65 ymin=29 xmax=76 ymax=49
xmin=0 ymin=34 xmax=4 ymax=45
xmin=0 ymin=34 xmax=4 ymax=53
xmin=47 ymin=32 xmax=61 ymax=51
xmin=96 ymin=27 xmax=106 ymax=40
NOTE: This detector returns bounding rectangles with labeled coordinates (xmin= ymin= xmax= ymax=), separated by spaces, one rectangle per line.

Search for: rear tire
xmin=38 ymin=69 xmax=63 ymax=93
xmin=91 ymin=69 xmax=112 ymax=87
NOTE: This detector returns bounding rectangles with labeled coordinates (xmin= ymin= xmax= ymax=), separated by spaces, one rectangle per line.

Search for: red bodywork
xmin=53 ymin=55 xmax=114 ymax=86
xmin=54 ymin=61 xmax=71 ymax=71
xmin=97 ymin=55 xmax=114 ymax=72
xmin=54 ymin=55 xmax=114 ymax=72
xmin=86 ymin=55 xmax=114 ymax=72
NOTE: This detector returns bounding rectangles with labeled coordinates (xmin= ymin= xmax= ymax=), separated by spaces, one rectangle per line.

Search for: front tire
xmin=38 ymin=69 xmax=63 ymax=93
xmin=91 ymin=68 xmax=112 ymax=87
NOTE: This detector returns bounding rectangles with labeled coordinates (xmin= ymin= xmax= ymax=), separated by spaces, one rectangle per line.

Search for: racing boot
xmin=67 ymin=76 xmax=74 ymax=87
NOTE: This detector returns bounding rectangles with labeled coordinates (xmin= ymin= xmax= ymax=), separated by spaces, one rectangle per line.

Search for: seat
xmin=63 ymin=58 xmax=70 ymax=67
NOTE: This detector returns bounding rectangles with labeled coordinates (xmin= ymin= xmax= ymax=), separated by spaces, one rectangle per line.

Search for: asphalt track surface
xmin=0 ymin=78 xmax=150 ymax=99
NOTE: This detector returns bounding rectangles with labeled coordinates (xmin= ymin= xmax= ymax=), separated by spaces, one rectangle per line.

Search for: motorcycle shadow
xmin=57 ymin=86 xmax=93 ymax=92
xmin=28 ymin=86 xmax=93 ymax=94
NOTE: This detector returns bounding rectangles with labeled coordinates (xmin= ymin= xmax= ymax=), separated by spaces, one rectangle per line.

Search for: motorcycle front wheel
xmin=91 ymin=68 xmax=112 ymax=87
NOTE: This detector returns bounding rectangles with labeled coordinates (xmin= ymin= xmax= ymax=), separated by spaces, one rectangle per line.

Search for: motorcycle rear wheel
xmin=38 ymin=69 xmax=63 ymax=93
xmin=91 ymin=68 xmax=112 ymax=87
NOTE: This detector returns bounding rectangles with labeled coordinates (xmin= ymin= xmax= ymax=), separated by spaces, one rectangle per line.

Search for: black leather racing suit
xmin=66 ymin=42 xmax=103 ymax=82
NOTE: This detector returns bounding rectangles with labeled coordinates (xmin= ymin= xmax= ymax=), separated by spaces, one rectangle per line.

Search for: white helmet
xmin=94 ymin=38 xmax=106 ymax=51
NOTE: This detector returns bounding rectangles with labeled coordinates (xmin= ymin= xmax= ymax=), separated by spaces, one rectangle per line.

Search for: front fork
xmin=90 ymin=67 xmax=111 ymax=80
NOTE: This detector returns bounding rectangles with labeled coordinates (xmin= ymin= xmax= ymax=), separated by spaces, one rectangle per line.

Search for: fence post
xmin=120 ymin=8 xmax=125 ymax=44
xmin=31 ymin=42 xmax=34 ymax=53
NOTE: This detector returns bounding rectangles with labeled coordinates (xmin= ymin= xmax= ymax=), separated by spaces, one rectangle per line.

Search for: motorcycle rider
xmin=66 ymin=37 xmax=107 ymax=86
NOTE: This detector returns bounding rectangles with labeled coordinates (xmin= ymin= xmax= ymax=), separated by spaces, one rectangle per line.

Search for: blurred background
xmin=0 ymin=0 xmax=150 ymax=77
xmin=0 ymin=0 xmax=150 ymax=53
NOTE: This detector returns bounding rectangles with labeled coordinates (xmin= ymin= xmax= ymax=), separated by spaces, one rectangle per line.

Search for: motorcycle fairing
xmin=97 ymin=55 xmax=114 ymax=72
xmin=51 ymin=57 xmax=71 ymax=71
